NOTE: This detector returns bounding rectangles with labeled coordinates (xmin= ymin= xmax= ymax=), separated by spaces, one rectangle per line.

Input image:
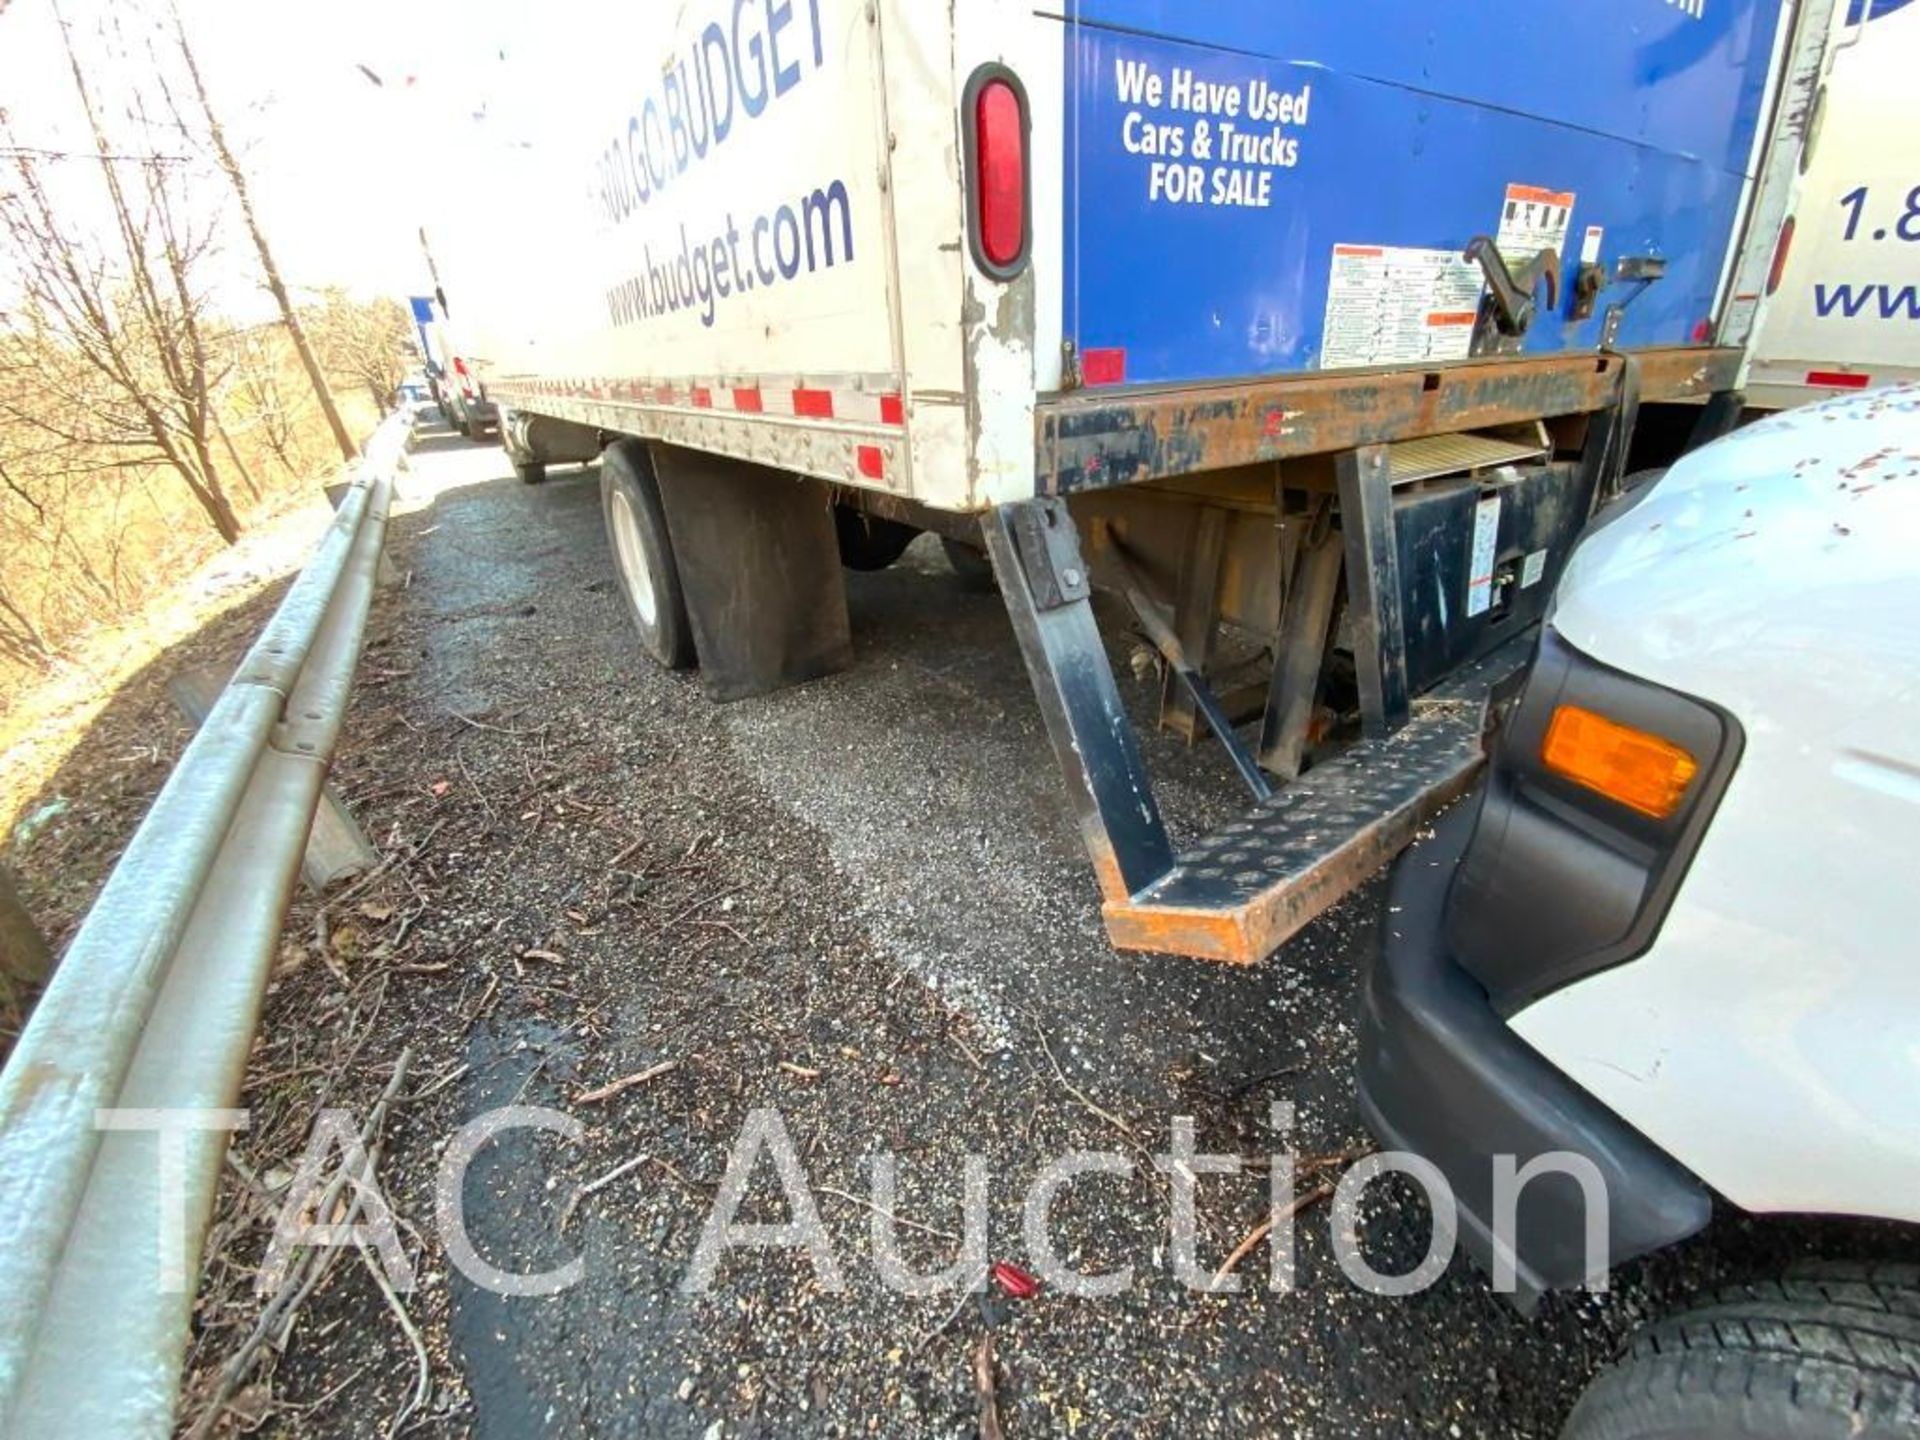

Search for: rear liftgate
xmin=985 ymin=390 xmax=1638 ymax=964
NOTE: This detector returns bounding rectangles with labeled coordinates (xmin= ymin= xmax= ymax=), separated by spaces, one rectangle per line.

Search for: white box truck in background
xmin=416 ymin=0 xmax=1841 ymax=965
xmin=1744 ymin=0 xmax=1920 ymax=406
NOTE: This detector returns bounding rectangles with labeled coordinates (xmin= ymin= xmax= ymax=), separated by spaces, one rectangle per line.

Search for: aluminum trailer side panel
xmin=1744 ymin=0 xmax=1920 ymax=405
xmin=432 ymin=0 xmax=953 ymax=498
xmin=1059 ymin=1 xmax=1792 ymax=387
xmin=438 ymin=1 xmax=1815 ymax=511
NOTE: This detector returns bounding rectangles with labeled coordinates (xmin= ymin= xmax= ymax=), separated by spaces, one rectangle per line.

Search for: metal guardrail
xmin=0 ymin=413 xmax=406 ymax=1437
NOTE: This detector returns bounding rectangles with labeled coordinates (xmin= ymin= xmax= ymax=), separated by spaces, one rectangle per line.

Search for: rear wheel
xmin=1563 ymin=1261 xmax=1920 ymax=1440
xmin=940 ymin=536 xmax=995 ymax=591
xmin=600 ymin=440 xmax=693 ymax=669
xmin=833 ymin=507 xmax=918 ymax=571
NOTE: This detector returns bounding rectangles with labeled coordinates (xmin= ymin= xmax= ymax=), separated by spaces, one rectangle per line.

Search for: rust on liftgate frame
xmin=994 ymin=346 xmax=1684 ymax=965
xmin=1036 ymin=346 xmax=1737 ymax=493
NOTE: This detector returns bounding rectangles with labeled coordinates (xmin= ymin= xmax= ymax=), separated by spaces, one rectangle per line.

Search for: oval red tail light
xmin=967 ymin=69 xmax=1029 ymax=278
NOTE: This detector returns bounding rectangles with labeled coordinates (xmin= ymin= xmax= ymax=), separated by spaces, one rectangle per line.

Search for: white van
xmin=1360 ymin=384 xmax=1920 ymax=1438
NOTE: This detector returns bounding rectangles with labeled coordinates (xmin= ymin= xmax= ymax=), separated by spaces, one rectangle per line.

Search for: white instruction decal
xmin=1498 ymin=184 xmax=1576 ymax=266
xmin=1320 ymin=244 xmax=1484 ymax=369
xmin=1466 ymin=495 xmax=1503 ymax=618
xmin=1520 ymin=548 xmax=1547 ymax=590
xmin=1579 ymin=225 xmax=1604 ymax=266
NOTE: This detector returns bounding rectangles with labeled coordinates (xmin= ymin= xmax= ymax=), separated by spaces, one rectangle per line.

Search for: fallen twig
xmin=1209 ymin=1181 xmax=1335 ymax=1291
xmin=817 ymin=1184 xmax=958 ymax=1241
xmin=184 ymin=1048 xmax=415 ymax=1440
xmin=352 ymin=1230 xmax=431 ymax=1437
xmin=916 ymin=1267 xmax=988 ymax=1353
xmin=648 ymin=1155 xmax=708 ymax=1195
xmin=575 ymin=1059 xmax=677 ymax=1104
xmin=449 ymin=710 xmax=544 ymax=737
xmin=454 ymin=741 xmax=496 ymax=823
xmin=652 ymin=887 xmax=738 ymax=933
xmin=604 ymin=835 xmax=646 ymax=872
xmin=974 ymin=1331 xmax=1004 ymax=1440
xmin=558 ymin=1151 xmax=652 ymax=1232
xmin=951 ymin=1032 xmax=986 ymax=1073
xmin=403 ymin=1061 xmax=470 ymax=1104
xmin=1033 ymin=1021 xmax=1133 ymax=1139
xmin=314 ymin=822 xmax=448 ymax=949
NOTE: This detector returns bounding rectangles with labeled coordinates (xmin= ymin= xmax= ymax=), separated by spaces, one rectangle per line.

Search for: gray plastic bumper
xmin=1356 ymin=794 xmax=1713 ymax=1310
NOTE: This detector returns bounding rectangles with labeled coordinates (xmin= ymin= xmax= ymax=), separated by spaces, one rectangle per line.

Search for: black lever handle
xmin=1463 ymin=235 xmax=1562 ymax=337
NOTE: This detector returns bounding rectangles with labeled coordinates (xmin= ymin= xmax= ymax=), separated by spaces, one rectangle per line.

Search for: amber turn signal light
xmin=1541 ymin=704 xmax=1699 ymax=819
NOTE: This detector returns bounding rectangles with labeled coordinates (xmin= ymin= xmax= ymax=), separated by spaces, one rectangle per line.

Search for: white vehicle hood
xmin=1552 ymin=384 xmax=1920 ymax=727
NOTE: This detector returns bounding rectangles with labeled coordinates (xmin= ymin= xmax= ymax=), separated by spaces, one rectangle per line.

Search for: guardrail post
xmin=166 ymin=667 xmax=376 ymax=890
xmin=0 ymin=863 xmax=51 ymax=993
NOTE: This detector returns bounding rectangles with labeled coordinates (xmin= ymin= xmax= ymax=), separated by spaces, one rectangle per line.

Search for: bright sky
xmin=0 ymin=0 xmax=527 ymax=317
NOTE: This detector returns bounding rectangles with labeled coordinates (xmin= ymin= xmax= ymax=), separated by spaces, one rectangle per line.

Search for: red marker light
xmin=970 ymin=72 xmax=1028 ymax=276
xmin=1767 ymin=216 xmax=1796 ymax=296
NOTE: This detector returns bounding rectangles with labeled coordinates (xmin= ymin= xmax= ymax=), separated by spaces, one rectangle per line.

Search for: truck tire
xmin=600 ymin=440 xmax=693 ymax=669
xmin=940 ymin=536 xmax=995 ymax=591
xmin=833 ymin=508 xmax=918 ymax=571
xmin=1563 ymin=1262 xmax=1920 ymax=1440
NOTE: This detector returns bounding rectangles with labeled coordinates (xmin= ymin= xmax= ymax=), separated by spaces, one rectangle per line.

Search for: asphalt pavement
xmin=242 ymin=421 xmax=1857 ymax=1438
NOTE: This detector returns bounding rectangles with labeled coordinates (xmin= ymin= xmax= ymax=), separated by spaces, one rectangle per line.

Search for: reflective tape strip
xmin=503 ymin=375 xmax=905 ymax=427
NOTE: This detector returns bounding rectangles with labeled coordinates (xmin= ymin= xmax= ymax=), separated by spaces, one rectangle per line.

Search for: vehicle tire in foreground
xmin=833 ymin=508 xmax=919 ymax=571
xmin=1563 ymin=1261 xmax=1920 ymax=1440
xmin=600 ymin=440 xmax=694 ymax=669
xmin=940 ymin=535 xmax=995 ymax=591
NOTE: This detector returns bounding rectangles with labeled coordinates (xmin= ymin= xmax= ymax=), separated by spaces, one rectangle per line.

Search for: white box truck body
xmin=1745 ymin=0 xmax=1920 ymax=406
xmin=417 ymin=0 xmax=1840 ymax=963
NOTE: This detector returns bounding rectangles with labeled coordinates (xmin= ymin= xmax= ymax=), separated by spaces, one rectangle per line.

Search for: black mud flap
xmin=648 ymin=446 xmax=853 ymax=702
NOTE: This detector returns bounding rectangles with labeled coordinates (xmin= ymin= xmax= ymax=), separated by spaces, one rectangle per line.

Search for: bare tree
xmin=227 ymin=323 xmax=318 ymax=478
xmin=168 ymin=3 xmax=359 ymax=463
xmin=0 ymin=11 xmax=242 ymax=543
xmin=309 ymin=289 xmax=413 ymax=415
xmin=0 ymin=576 xmax=55 ymax=673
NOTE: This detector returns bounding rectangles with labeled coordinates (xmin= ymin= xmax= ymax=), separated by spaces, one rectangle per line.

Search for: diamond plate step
xmin=1103 ymin=636 xmax=1532 ymax=963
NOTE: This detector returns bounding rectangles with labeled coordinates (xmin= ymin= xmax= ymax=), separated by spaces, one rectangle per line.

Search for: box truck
xmin=423 ymin=0 xmax=1838 ymax=964
xmin=1744 ymin=0 xmax=1920 ymax=407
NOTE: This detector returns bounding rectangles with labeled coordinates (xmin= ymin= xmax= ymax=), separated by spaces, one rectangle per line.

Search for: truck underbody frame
xmin=1033 ymin=346 xmax=1733 ymax=496
xmin=981 ymin=359 xmax=1650 ymax=963
xmin=512 ymin=345 xmax=1729 ymax=964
